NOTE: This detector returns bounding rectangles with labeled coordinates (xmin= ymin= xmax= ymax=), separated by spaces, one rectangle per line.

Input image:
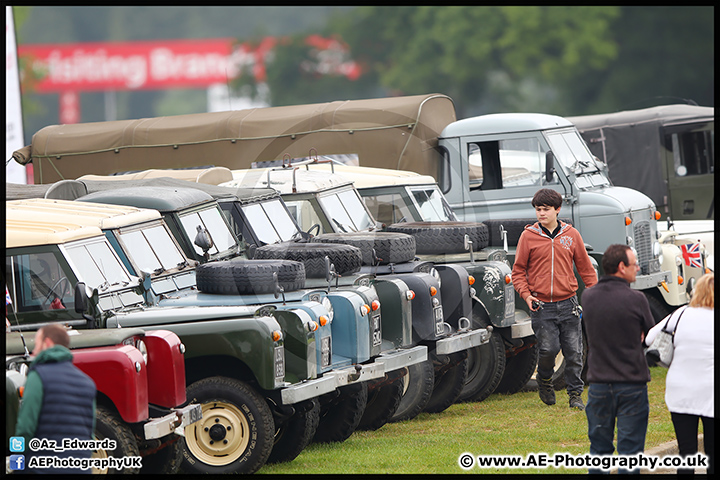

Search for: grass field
xmin=259 ymin=366 xmax=680 ymax=474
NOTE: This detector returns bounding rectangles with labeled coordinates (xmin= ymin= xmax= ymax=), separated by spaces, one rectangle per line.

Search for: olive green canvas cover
xmin=14 ymin=93 xmax=456 ymax=184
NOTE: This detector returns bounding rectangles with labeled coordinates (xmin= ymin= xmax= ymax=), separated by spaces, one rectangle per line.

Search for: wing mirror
xmin=545 ymin=151 xmax=556 ymax=183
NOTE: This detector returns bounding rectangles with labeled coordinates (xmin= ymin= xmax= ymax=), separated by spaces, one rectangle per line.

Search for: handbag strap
xmin=662 ymin=306 xmax=687 ymax=337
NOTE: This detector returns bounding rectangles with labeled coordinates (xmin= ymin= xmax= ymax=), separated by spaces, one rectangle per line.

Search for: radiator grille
xmin=633 ymin=220 xmax=652 ymax=275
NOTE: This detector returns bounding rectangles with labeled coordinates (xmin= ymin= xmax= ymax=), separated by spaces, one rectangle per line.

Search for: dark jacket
xmin=582 ymin=275 xmax=656 ymax=384
xmin=15 ymin=345 xmax=96 ymax=474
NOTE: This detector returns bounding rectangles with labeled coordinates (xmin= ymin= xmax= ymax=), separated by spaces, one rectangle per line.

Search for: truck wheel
xmin=494 ymin=340 xmax=539 ymax=395
xmin=254 ymin=242 xmax=363 ymax=277
xmin=387 ymin=222 xmax=489 ymax=254
xmin=390 ymin=358 xmax=434 ymax=423
xmin=267 ymin=399 xmax=320 ymax=464
xmin=196 ymin=259 xmax=306 ymax=294
xmin=313 ymin=381 xmax=368 ymax=443
xmin=357 ymin=370 xmax=406 ymax=431
xmin=140 ymin=434 xmax=183 ymax=474
xmin=424 ymin=350 xmax=469 ymax=413
xmin=458 ymin=312 xmax=505 ymax=403
xmin=644 ymin=291 xmax=675 ymax=324
xmin=93 ymin=405 xmax=141 ymax=474
xmin=312 ymin=232 xmax=416 ymax=265
xmin=181 ymin=377 xmax=274 ymax=474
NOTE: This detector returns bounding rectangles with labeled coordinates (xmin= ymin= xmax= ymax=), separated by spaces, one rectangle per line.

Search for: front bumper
xmin=374 ymin=345 xmax=427 ymax=372
xmin=144 ymin=403 xmax=202 ymax=439
xmin=280 ymin=374 xmax=338 ymax=405
xmin=435 ymin=328 xmax=490 ymax=355
xmin=511 ymin=310 xmax=534 ymax=338
xmin=631 ymin=270 xmax=672 ymax=290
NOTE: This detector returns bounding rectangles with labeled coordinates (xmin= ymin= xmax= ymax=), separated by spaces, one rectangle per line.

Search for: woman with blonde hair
xmin=646 ymin=272 xmax=714 ymax=474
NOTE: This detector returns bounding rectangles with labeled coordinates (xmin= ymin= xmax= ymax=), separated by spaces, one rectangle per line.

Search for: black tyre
xmin=424 ymin=350 xmax=469 ymax=413
xmin=267 ymin=399 xmax=320 ymax=464
xmin=254 ymin=242 xmax=362 ymax=277
xmin=140 ymin=434 xmax=183 ymax=474
xmin=494 ymin=340 xmax=539 ymax=395
xmin=196 ymin=259 xmax=306 ymax=294
xmin=180 ymin=377 xmax=274 ymax=475
xmin=312 ymin=232 xmax=416 ymax=265
xmin=93 ymin=405 xmax=141 ymax=474
xmin=644 ymin=291 xmax=675 ymax=324
xmin=313 ymin=382 xmax=368 ymax=443
xmin=356 ymin=370 xmax=405 ymax=431
xmin=390 ymin=358 xmax=435 ymax=423
xmin=458 ymin=309 xmax=506 ymax=403
xmin=387 ymin=221 xmax=489 ymax=254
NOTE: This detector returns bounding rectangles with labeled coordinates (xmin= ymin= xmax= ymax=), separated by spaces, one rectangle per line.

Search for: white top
xmin=645 ymin=306 xmax=714 ymax=417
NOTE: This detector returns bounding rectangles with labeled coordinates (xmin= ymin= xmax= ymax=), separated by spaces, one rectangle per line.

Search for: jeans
xmin=585 ymin=383 xmax=649 ymax=474
xmin=530 ymin=295 xmax=583 ymax=395
xmin=671 ymin=412 xmax=714 ymax=475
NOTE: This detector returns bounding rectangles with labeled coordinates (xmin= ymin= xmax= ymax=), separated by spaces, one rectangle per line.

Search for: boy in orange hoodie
xmin=512 ymin=189 xmax=597 ymax=409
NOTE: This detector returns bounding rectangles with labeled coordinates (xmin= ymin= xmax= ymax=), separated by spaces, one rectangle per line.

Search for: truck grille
xmin=633 ymin=220 xmax=652 ymax=275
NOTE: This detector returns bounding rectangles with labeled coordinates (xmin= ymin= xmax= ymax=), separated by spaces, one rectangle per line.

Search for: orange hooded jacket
xmin=512 ymin=221 xmax=597 ymax=303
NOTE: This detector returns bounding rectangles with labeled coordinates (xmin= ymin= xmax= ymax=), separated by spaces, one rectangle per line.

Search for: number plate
xmin=434 ymin=307 xmax=444 ymax=335
xmin=321 ymin=336 xmax=332 ymax=368
xmin=274 ymin=346 xmax=285 ymax=380
xmin=372 ymin=314 xmax=382 ymax=347
xmin=188 ymin=404 xmax=202 ymax=424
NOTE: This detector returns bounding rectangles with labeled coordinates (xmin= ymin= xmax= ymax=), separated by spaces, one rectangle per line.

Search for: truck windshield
xmin=241 ymin=199 xmax=300 ymax=244
xmin=408 ymin=186 xmax=457 ymax=221
xmin=545 ymin=129 xmax=601 ymax=175
xmin=65 ymin=239 xmax=133 ymax=291
xmin=179 ymin=207 xmax=238 ymax=256
xmin=317 ymin=189 xmax=376 ymax=232
xmin=118 ymin=224 xmax=187 ymax=275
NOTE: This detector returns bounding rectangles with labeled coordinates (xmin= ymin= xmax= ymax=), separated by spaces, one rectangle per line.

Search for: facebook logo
xmin=9 ymin=454 xmax=25 ymax=471
xmin=10 ymin=436 xmax=25 ymax=452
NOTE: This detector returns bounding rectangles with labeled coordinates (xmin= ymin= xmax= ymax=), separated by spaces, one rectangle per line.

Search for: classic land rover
xmin=5 ymin=220 xmax=201 ymax=474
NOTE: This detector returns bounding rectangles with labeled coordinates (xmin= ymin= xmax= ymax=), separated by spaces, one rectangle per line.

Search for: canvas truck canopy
xmin=13 ymin=94 xmax=457 ymax=184
xmin=568 ymin=105 xmax=714 ymax=210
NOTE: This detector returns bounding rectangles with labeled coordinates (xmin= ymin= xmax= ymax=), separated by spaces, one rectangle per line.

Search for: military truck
xmin=568 ymin=105 xmax=714 ymax=224
xmin=4 ymin=209 xmax=322 ymax=474
xmin=8 ymin=93 xmax=681 ymax=320
xmin=5 ymin=220 xmax=202 ymax=474
xmin=568 ymin=105 xmax=714 ymax=271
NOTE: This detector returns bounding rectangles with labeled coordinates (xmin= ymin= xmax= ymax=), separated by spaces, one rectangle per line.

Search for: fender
xmin=73 ymin=345 xmax=148 ymax=423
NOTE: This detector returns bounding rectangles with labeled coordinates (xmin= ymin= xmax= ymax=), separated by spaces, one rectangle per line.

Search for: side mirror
xmin=74 ymin=282 xmax=90 ymax=314
xmin=545 ymin=151 xmax=556 ymax=183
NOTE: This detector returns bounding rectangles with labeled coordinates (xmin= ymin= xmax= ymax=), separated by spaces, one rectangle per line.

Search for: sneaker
xmin=569 ymin=392 xmax=585 ymax=410
xmin=538 ymin=378 xmax=556 ymax=405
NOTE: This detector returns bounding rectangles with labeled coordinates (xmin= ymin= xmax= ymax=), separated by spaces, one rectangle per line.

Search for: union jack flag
xmin=5 ymin=286 xmax=11 ymax=306
xmin=681 ymin=243 xmax=703 ymax=269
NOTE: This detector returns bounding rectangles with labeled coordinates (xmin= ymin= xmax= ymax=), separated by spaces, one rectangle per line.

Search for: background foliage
xmin=13 ymin=6 xmax=713 ymax=143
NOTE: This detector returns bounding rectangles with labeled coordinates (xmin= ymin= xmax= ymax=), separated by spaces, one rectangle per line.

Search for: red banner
xmin=18 ymin=36 xmax=358 ymax=93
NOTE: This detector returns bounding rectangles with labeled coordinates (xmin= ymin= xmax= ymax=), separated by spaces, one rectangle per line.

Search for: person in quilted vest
xmin=15 ymin=324 xmax=97 ymax=474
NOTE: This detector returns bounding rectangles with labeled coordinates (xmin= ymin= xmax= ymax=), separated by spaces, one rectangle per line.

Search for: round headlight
xmin=652 ymin=241 xmax=661 ymax=258
xmin=321 ymin=297 xmax=334 ymax=323
xmin=135 ymin=339 xmax=148 ymax=365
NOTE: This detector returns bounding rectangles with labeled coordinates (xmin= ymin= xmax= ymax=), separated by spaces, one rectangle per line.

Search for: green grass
xmin=259 ymin=367 xmax=677 ymax=474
